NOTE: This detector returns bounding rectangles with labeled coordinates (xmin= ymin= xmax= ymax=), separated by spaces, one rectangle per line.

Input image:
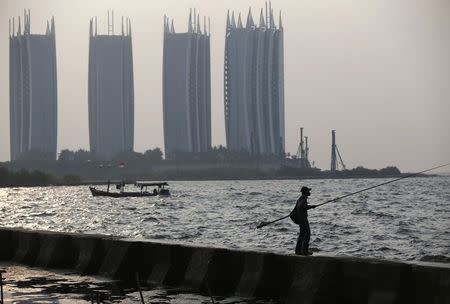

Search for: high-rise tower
xmin=224 ymin=3 xmax=285 ymax=156
xmin=163 ymin=11 xmax=211 ymax=158
xmin=88 ymin=12 xmax=134 ymax=160
xmin=9 ymin=11 xmax=57 ymax=161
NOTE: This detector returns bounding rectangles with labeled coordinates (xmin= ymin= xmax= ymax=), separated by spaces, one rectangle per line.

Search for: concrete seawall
xmin=0 ymin=227 xmax=449 ymax=303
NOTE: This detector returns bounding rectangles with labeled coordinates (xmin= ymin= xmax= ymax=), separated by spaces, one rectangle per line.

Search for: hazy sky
xmin=1 ymin=0 xmax=449 ymax=172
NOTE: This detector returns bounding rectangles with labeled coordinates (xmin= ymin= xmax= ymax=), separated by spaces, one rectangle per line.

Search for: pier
xmin=0 ymin=227 xmax=449 ymax=303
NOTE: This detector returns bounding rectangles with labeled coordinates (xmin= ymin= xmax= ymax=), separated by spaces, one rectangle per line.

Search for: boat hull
xmin=89 ymin=187 xmax=157 ymax=198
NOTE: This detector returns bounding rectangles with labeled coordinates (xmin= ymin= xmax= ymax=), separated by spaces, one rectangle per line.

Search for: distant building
xmin=88 ymin=13 xmax=134 ymax=160
xmin=224 ymin=4 xmax=285 ymax=155
xmin=9 ymin=11 xmax=57 ymax=161
xmin=163 ymin=11 xmax=211 ymax=157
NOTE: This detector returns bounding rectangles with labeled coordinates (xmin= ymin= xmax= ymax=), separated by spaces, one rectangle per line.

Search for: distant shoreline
xmin=80 ymin=173 xmax=436 ymax=183
xmin=1 ymin=161 xmax=443 ymax=188
xmin=0 ymin=172 xmax=439 ymax=189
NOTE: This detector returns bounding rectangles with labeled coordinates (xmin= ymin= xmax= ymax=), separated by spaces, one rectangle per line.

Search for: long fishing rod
xmin=256 ymin=163 xmax=450 ymax=229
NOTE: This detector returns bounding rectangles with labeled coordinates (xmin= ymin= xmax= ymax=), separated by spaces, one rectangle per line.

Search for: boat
xmin=89 ymin=181 xmax=170 ymax=197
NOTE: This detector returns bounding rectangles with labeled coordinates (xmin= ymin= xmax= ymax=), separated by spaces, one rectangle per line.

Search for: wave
xmin=142 ymin=216 xmax=159 ymax=222
xmin=248 ymin=192 xmax=263 ymax=195
xmin=31 ymin=211 xmax=56 ymax=217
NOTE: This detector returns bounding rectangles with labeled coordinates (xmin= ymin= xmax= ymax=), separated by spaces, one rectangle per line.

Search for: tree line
xmin=0 ymin=167 xmax=54 ymax=187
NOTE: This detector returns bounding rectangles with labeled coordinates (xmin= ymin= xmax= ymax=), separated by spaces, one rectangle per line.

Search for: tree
xmin=144 ymin=148 xmax=163 ymax=162
xmin=58 ymin=149 xmax=75 ymax=161
xmin=74 ymin=149 xmax=94 ymax=162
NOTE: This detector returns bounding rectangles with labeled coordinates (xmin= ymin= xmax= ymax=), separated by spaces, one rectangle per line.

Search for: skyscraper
xmin=9 ymin=11 xmax=57 ymax=161
xmin=88 ymin=12 xmax=134 ymax=160
xmin=163 ymin=11 xmax=211 ymax=157
xmin=224 ymin=4 xmax=285 ymax=156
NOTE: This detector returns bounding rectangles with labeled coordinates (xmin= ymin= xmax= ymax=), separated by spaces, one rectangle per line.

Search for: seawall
xmin=0 ymin=227 xmax=449 ymax=303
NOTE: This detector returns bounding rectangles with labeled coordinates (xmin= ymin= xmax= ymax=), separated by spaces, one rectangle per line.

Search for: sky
xmin=0 ymin=0 xmax=449 ymax=172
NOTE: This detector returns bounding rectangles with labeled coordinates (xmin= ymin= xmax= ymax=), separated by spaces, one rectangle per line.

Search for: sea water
xmin=0 ymin=176 xmax=449 ymax=263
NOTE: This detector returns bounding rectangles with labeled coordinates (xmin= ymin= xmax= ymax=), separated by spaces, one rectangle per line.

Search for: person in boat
xmin=294 ymin=186 xmax=317 ymax=255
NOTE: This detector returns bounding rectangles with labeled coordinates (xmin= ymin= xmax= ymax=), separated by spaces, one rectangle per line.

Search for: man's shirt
xmin=295 ymin=195 xmax=309 ymax=224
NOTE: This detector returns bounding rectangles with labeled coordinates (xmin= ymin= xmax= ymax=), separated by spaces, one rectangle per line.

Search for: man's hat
xmin=301 ymin=186 xmax=312 ymax=193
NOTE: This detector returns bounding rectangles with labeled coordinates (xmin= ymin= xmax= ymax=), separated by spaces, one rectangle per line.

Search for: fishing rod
xmin=256 ymin=163 xmax=450 ymax=229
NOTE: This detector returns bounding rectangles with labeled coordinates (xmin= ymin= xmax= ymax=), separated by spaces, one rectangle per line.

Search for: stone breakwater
xmin=0 ymin=228 xmax=449 ymax=303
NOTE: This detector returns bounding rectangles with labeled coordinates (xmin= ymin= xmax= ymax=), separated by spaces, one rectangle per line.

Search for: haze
xmin=1 ymin=0 xmax=449 ymax=172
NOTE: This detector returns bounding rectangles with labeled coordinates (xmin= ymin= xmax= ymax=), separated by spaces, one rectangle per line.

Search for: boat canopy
xmin=135 ymin=181 xmax=169 ymax=187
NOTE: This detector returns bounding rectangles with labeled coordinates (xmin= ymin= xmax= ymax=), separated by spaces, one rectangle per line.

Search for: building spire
xmin=259 ymin=8 xmax=265 ymax=28
xmin=226 ymin=10 xmax=230 ymax=29
xmin=237 ymin=13 xmax=243 ymax=28
xmin=193 ymin=8 xmax=196 ymax=30
xmin=270 ymin=8 xmax=275 ymax=29
xmin=246 ymin=7 xmax=254 ymax=28
xmin=26 ymin=9 xmax=30 ymax=34
xmin=163 ymin=15 xmax=168 ymax=33
xmin=265 ymin=1 xmax=268 ymax=28
xmin=111 ymin=10 xmax=114 ymax=35
xmin=28 ymin=9 xmax=31 ymax=34
xmin=51 ymin=16 xmax=55 ymax=35
xmin=107 ymin=10 xmax=110 ymax=34
xmin=231 ymin=11 xmax=236 ymax=28
xmin=188 ymin=9 xmax=193 ymax=33
xmin=170 ymin=19 xmax=175 ymax=33
xmin=204 ymin=16 xmax=207 ymax=35
xmin=269 ymin=1 xmax=272 ymax=28
xmin=23 ymin=9 xmax=27 ymax=34
xmin=18 ymin=16 xmax=21 ymax=35
xmin=197 ymin=14 xmax=200 ymax=33
xmin=279 ymin=11 xmax=283 ymax=30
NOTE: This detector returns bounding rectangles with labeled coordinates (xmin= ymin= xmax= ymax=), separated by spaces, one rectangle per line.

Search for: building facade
xmin=88 ymin=13 xmax=134 ymax=160
xmin=224 ymin=5 xmax=285 ymax=155
xmin=163 ymin=11 xmax=211 ymax=157
xmin=9 ymin=11 xmax=58 ymax=161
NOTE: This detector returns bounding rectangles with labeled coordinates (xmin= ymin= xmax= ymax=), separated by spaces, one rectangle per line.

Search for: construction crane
xmin=330 ymin=130 xmax=346 ymax=172
xmin=296 ymin=127 xmax=311 ymax=168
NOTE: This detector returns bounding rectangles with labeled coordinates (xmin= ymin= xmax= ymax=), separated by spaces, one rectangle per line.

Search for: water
xmin=0 ymin=176 xmax=449 ymax=263
xmin=1 ymin=263 xmax=267 ymax=303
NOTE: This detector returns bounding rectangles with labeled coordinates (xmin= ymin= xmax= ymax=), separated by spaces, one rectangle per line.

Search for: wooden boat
xmin=89 ymin=181 xmax=170 ymax=198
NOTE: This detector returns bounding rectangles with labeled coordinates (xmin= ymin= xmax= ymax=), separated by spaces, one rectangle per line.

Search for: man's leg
xmin=301 ymin=221 xmax=311 ymax=255
xmin=295 ymin=225 xmax=303 ymax=254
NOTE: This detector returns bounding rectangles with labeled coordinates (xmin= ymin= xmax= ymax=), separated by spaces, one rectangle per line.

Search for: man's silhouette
xmin=295 ymin=186 xmax=317 ymax=255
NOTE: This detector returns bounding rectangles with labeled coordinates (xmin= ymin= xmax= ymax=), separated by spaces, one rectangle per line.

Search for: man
xmin=295 ymin=186 xmax=317 ymax=255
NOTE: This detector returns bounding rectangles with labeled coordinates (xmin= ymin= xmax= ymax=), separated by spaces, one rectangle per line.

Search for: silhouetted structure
xmin=163 ymin=10 xmax=211 ymax=157
xmin=88 ymin=11 xmax=134 ymax=160
xmin=9 ymin=11 xmax=57 ymax=161
xmin=330 ymin=130 xmax=346 ymax=172
xmin=224 ymin=2 xmax=285 ymax=156
xmin=296 ymin=127 xmax=311 ymax=168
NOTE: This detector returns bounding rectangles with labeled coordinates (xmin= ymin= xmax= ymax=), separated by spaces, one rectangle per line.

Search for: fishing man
xmin=294 ymin=186 xmax=317 ymax=255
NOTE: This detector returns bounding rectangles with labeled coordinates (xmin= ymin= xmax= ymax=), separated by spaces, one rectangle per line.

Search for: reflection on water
xmin=0 ymin=176 xmax=449 ymax=263
xmin=1 ymin=263 xmax=268 ymax=303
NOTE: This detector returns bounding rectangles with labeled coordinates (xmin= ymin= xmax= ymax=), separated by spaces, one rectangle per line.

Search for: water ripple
xmin=0 ymin=177 xmax=449 ymax=263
